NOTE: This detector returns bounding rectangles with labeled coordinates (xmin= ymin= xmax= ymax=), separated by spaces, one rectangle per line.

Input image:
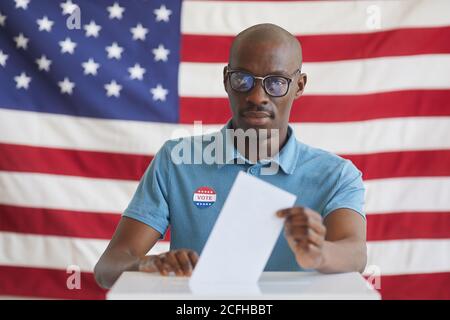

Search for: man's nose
xmin=245 ymin=80 xmax=269 ymax=106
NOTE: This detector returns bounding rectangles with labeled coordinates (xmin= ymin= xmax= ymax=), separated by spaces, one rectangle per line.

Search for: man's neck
xmin=231 ymin=125 xmax=289 ymax=162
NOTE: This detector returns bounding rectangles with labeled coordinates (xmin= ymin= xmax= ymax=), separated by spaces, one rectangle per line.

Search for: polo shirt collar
xmin=217 ymin=119 xmax=299 ymax=175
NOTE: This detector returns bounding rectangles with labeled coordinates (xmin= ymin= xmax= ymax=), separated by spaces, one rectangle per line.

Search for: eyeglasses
xmin=225 ymin=66 xmax=301 ymax=97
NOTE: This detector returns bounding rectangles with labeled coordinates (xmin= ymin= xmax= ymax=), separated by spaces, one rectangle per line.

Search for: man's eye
xmin=236 ymin=75 xmax=252 ymax=87
xmin=270 ymin=78 xmax=287 ymax=86
xmin=237 ymin=78 xmax=248 ymax=86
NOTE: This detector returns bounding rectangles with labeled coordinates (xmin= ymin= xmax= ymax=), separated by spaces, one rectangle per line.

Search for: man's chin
xmin=240 ymin=115 xmax=272 ymax=128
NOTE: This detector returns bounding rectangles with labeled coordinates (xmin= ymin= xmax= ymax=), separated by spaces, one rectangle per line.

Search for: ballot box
xmin=107 ymin=271 xmax=381 ymax=300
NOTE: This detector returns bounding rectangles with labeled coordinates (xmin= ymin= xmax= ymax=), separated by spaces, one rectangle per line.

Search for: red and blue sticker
xmin=193 ymin=186 xmax=216 ymax=209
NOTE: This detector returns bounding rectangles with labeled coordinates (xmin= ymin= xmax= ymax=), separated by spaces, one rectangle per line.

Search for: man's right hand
xmin=138 ymin=249 xmax=199 ymax=276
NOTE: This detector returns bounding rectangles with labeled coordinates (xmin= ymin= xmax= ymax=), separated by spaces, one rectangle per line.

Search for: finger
xmin=153 ymin=257 xmax=169 ymax=276
xmin=188 ymin=250 xmax=199 ymax=268
xmin=279 ymin=209 xmax=323 ymax=229
xmin=164 ymin=252 xmax=183 ymax=276
xmin=285 ymin=225 xmax=307 ymax=248
xmin=289 ymin=207 xmax=323 ymax=223
xmin=276 ymin=207 xmax=305 ymax=218
xmin=175 ymin=251 xmax=193 ymax=276
xmin=279 ymin=207 xmax=322 ymax=224
xmin=287 ymin=215 xmax=326 ymax=236
xmin=291 ymin=237 xmax=310 ymax=251
xmin=286 ymin=214 xmax=309 ymax=226
xmin=284 ymin=208 xmax=325 ymax=234
xmin=286 ymin=225 xmax=325 ymax=247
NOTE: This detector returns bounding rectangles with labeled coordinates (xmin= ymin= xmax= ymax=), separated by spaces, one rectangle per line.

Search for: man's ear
xmin=223 ymin=66 xmax=229 ymax=93
xmin=294 ymin=73 xmax=307 ymax=99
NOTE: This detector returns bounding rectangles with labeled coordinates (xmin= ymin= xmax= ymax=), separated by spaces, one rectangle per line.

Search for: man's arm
xmin=319 ymin=208 xmax=367 ymax=273
xmin=94 ymin=216 xmax=198 ymax=289
xmin=277 ymin=207 xmax=367 ymax=273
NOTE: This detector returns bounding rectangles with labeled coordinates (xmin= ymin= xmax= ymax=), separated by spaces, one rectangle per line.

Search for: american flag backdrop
xmin=0 ymin=0 xmax=449 ymax=300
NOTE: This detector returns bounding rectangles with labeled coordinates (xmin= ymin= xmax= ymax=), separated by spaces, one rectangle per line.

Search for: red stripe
xmin=179 ymin=90 xmax=450 ymax=124
xmin=367 ymin=212 xmax=450 ymax=241
xmin=0 ymin=204 xmax=120 ymax=239
xmin=342 ymin=150 xmax=450 ymax=180
xmin=181 ymin=27 xmax=450 ymax=63
xmin=367 ymin=272 xmax=450 ymax=300
xmin=1 ymin=147 xmax=450 ymax=183
xmin=0 ymin=265 xmax=107 ymax=299
xmin=0 ymin=143 xmax=152 ymax=180
xmin=2 ymin=203 xmax=448 ymax=242
xmin=0 ymin=204 xmax=172 ymax=240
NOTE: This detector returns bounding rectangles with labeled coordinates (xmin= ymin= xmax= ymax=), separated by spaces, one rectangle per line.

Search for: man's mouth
xmin=241 ymin=110 xmax=273 ymax=126
xmin=242 ymin=110 xmax=272 ymax=118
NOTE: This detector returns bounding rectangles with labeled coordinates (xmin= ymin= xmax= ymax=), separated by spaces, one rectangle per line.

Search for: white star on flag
xmin=150 ymin=84 xmax=168 ymax=101
xmin=84 ymin=21 xmax=101 ymax=38
xmin=59 ymin=37 xmax=77 ymax=54
xmin=15 ymin=0 xmax=30 ymax=10
xmin=0 ymin=12 xmax=7 ymax=26
xmin=105 ymin=80 xmax=122 ymax=97
xmin=14 ymin=33 xmax=29 ymax=50
xmin=36 ymin=55 xmax=52 ymax=71
xmin=154 ymin=4 xmax=172 ymax=22
xmin=36 ymin=16 xmax=54 ymax=32
xmin=128 ymin=63 xmax=146 ymax=80
xmin=82 ymin=58 xmax=100 ymax=76
xmin=60 ymin=0 xmax=78 ymax=15
xmin=14 ymin=72 xmax=31 ymax=89
xmin=152 ymin=44 xmax=170 ymax=62
xmin=58 ymin=77 xmax=75 ymax=95
xmin=130 ymin=23 xmax=148 ymax=41
xmin=107 ymin=2 xmax=125 ymax=20
xmin=105 ymin=42 xmax=123 ymax=60
xmin=0 ymin=50 xmax=8 ymax=67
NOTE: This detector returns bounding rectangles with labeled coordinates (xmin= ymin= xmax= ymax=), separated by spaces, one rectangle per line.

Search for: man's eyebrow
xmin=228 ymin=66 xmax=251 ymax=73
xmin=269 ymin=70 xmax=292 ymax=76
xmin=229 ymin=67 xmax=291 ymax=77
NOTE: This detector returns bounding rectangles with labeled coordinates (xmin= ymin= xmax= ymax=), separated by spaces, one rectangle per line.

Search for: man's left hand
xmin=277 ymin=207 xmax=327 ymax=270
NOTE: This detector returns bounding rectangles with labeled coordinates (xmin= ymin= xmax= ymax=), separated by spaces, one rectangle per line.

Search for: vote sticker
xmin=193 ymin=186 xmax=216 ymax=209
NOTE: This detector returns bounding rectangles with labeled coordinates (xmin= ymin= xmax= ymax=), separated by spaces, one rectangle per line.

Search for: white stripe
xmin=365 ymin=239 xmax=450 ymax=276
xmin=0 ymin=172 xmax=137 ymax=213
xmin=1 ymin=109 xmax=449 ymax=155
xmin=297 ymin=117 xmax=450 ymax=155
xmin=0 ymin=108 xmax=197 ymax=155
xmin=182 ymin=0 xmax=450 ymax=35
xmin=364 ymin=177 xmax=450 ymax=214
xmin=1 ymin=172 xmax=449 ymax=216
xmin=1 ymin=232 xmax=448 ymax=276
xmin=0 ymin=232 xmax=170 ymax=272
xmin=179 ymin=55 xmax=450 ymax=97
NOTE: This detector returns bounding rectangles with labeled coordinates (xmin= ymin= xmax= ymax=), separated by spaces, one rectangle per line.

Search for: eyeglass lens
xmin=229 ymin=71 xmax=289 ymax=97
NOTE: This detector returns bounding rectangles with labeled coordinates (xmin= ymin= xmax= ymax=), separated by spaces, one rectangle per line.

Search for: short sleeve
xmin=322 ymin=160 xmax=366 ymax=220
xmin=122 ymin=143 xmax=171 ymax=236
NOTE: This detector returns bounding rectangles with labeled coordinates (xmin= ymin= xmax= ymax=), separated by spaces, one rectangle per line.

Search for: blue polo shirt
xmin=123 ymin=121 xmax=365 ymax=271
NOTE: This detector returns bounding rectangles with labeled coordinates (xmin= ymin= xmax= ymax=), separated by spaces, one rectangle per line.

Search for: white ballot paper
xmin=189 ymin=171 xmax=296 ymax=287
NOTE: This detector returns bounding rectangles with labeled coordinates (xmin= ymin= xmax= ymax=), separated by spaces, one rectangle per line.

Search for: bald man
xmin=94 ymin=24 xmax=367 ymax=289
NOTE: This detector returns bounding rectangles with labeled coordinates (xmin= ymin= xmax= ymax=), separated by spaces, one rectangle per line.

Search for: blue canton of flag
xmin=0 ymin=0 xmax=181 ymax=122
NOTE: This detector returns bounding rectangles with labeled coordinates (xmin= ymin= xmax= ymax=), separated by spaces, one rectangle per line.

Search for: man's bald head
xmin=229 ymin=23 xmax=302 ymax=70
